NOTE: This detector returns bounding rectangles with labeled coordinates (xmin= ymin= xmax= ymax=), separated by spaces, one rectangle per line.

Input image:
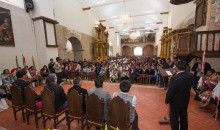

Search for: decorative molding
xmin=43 ymin=21 xmax=58 ymax=47
xmin=32 ymin=16 xmax=59 ymax=24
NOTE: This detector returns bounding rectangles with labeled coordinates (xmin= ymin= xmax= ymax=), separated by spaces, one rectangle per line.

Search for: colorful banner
xmin=16 ymin=56 xmax=19 ymax=68
xmin=22 ymin=54 xmax=26 ymax=68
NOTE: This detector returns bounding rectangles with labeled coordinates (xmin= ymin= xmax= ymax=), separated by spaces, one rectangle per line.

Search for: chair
xmin=86 ymin=93 xmax=105 ymax=130
xmin=24 ymin=87 xmax=42 ymax=128
xmin=10 ymin=84 xmax=25 ymax=122
xmin=69 ymin=72 xmax=75 ymax=79
xmin=67 ymin=90 xmax=86 ymax=130
xmin=148 ymin=75 xmax=158 ymax=85
xmin=138 ymin=74 xmax=148 ymax=84
xmin=82 ymin=72 xmax=89 ymax=80
xmin=108 ymin=96 xmax=133 ymax=130
xmin=89 ymin=72 xmax=96 ymax=80
xmin=41 ymin=88 xmax=67 ymax=129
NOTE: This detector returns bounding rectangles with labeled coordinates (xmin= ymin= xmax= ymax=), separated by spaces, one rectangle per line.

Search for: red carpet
xmin=0 ymin=80 xmax=220 ymax=130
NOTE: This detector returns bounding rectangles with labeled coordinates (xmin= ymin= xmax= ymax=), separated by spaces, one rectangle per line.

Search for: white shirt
xmin=27 ymin=71 xmax=32 ymax=79
xmin=113 ymin=92 xmax=137 ymax=108
xmin=176 ymin=71 xmax=184 ymax=75
xmin=196 ymin=64 xmax=202 ymax=77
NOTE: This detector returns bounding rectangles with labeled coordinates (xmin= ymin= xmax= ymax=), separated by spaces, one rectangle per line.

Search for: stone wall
xmin=56 ymin=24 xmax=94 ymax=61
xmin=121 ymin=43 xmax=155 ymax=56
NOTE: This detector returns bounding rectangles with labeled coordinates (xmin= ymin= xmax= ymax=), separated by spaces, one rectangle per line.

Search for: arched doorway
xmin=134 ymin=47 xmax=143 ymax=56
xmin=122 ymin=46 xmax=132 ymax=56
xmin=65 ymin=37 xmax=82 ymax=61
xmin=143 ymin=45 xmax=154 ymax=57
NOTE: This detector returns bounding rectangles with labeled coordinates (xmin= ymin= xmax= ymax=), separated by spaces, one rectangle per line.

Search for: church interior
xmin=0 ymin=0 xmax=220 ymax=130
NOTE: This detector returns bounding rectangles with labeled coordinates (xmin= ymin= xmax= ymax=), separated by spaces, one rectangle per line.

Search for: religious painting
xmin=209 ymin=0 xmax=220 ymax=30
xmin=0 ymin=7 xmax=14 ymax=46
xmin=195 ymin=0 xmax=208 ymax=28
xmin=209 ymin=0 xmax=220 ymax=50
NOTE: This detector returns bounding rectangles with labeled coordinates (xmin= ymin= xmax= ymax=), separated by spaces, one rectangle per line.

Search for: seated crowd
xmin=0 ymin=69 xmax=139 ymax=129
xmin=0 ymin=56 xmax=220 ymax=128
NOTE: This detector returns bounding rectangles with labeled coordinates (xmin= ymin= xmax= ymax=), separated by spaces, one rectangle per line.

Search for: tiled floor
xmin=0 ymin=80 xmax=220 ymax=130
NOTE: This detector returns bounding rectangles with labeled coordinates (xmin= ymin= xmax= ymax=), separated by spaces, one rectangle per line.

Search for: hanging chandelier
xmin=120 ymin=14 xmax=132 ymax=24
xmin=130 ymin=32 xmax=137 ymax=39
xmin=120 ymin=0 xmax=132 ymax=24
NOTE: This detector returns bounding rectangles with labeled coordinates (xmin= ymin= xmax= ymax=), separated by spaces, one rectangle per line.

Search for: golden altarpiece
xmin=160 ymin=27 xmax=172 ymax=58
xmin=172 ymin=26 xmax=195 ymax=57
xmin=160 ymin=25 xmax=195 ymax=62
xmin=94 ymin=23 xmax=109 ymax=62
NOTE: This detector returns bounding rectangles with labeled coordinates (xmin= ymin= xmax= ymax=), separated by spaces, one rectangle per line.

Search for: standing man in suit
xmin=130 ymin=66 xmax=137 ymax=83
xmin=89 ymin=77 xmax=111 ymax=120
xmin=68 ymin=76 xmax=88 ymax=114
xmin=191 ymin=57 xmax=211 ymax=100
xmin=159 ymin=58 xmax=170 ymax=90
xmin=48 ymin=58 xmax=55 ymax=73
xmin=165 ymin=61 xmax=194 ymax=130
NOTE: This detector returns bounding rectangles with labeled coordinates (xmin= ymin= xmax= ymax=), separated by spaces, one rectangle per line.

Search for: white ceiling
xmin=76 ymin=0 xmax=170 ymax=35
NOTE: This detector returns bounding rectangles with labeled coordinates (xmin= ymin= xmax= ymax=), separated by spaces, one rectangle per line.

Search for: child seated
xmin=113 ymin=80 xmax=139 ymax=130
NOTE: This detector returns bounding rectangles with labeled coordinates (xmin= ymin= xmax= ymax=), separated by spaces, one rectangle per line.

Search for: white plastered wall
xmin=156 ymin=2 xmax=196 ymax=56
xmin=108 ymin=29 xmax=121 ymax=56
xmin=0 ymin=2 xmax=39 ymax=72
xmin=54 ymin=0 xmax=98 ymax=36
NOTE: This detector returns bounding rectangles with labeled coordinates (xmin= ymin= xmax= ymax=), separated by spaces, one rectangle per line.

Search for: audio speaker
xmin=24 ymin=0 xmax=34 ymax=12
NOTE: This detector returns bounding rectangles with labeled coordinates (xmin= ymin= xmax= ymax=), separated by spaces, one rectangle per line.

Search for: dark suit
xmin=130 ymin=68 xmax=138 ymax=83
xmin=48 ymin=62 xmax=55 ymax=73
xmin=137 ymin=69 xmax=144 ymax=74
xmin=191 ymin=62 xmax=211 ymax=77
xmin=68 ymin=85 xmax=88 ymax=114
xmin=44 ymin=83 xmax=67 ymax=110
xmin=160 ymin=62 xmax=170 ymax=88
xmin=145 ymin=69 xmax=155 ymax=75
xmin=165 ymin=72 xmax=194 ymax=130
xmin=145 ymin=69 xmax=156 ymax=83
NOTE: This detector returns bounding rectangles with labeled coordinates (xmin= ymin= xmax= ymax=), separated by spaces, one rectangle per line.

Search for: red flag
xmin=22 ymin=54 xmax=26 ymax=68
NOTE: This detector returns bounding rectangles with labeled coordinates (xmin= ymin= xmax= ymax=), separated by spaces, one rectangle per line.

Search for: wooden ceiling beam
xmin=82 ymin=0 xmax=132 ymax=11
xmin=160 ymin=12 xmax=169 ymax=15
xmin=99 ymin=11 xmax=168 ymax=21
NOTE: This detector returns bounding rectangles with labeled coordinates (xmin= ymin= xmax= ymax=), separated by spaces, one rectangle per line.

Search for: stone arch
xmin=122 ymin=45 xmax=132 ymax=56
xmin=143 ymin=45 xmax=154 ymax=57
xmin=57 ymin=28 xmax=84 ymax=61
xmin=66 ymin=37 xmax=83 ymax=61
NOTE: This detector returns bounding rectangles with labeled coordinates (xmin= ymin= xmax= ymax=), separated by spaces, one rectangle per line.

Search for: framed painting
xmin=0 ymin=7 xmax=15 ymax=46
xmin=195 ymin=0 xmax=208 ymax=28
